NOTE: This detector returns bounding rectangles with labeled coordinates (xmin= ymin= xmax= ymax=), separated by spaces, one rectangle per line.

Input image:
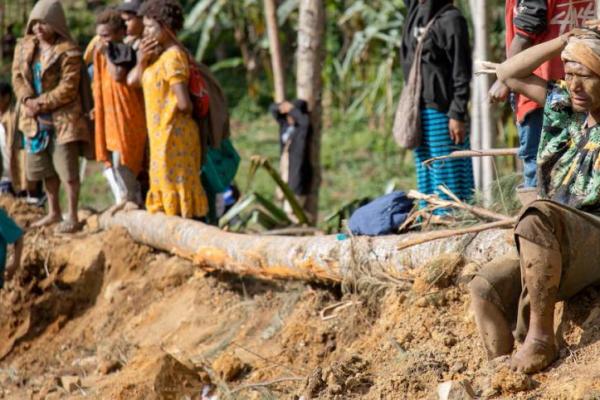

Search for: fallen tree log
xmin=99 ymin=210 xmax=517 ymax=284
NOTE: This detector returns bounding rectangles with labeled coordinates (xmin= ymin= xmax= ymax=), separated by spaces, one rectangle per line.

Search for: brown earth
xmin=0 ymin=197 xmax=599 ymax=399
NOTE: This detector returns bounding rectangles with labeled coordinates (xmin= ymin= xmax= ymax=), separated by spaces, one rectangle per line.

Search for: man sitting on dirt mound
xmin=469 ymin=27 xmax=600 ymax=374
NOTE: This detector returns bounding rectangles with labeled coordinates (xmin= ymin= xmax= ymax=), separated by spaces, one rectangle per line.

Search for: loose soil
xmin=0 ymin=197 xmax=599 ymax=399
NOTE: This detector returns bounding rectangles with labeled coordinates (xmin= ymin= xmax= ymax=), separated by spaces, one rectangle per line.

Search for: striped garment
xmin=414 ymin=108 xmax=474 ymax=209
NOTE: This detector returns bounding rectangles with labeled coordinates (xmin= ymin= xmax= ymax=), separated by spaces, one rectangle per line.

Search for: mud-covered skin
xmin=469 ymin=275 xmax=515 ymax=359
xmin=509 ymin=238 xmax=561 ymax=373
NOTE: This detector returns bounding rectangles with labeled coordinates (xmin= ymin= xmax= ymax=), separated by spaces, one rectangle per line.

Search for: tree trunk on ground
xmin=98 ymin=210 xmax=515 ymax=284
xmin=297 ymin=0 xmax=325 ymax=224
xmin=264 ymin=0 xmax=285 ymax=103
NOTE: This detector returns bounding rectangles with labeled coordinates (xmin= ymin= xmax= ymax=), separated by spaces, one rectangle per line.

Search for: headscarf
xmin=25 ymin=0 xmax=72 ymax=41
xmin=401 ymin=0 xmax=454 ymax=75
xmin=561 ymin=30 xmax=600 ymax=77
xmin=412 ymin=0 xmax=454 ymax=30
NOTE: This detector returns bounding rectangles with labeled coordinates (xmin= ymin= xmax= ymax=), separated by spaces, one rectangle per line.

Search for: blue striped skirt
xmin=414 ymin=108 xmax=474 ymax=208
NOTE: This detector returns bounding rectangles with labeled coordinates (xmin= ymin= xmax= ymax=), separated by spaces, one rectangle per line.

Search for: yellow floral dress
xmin=142 ymin=47 xmax=208 ymax=218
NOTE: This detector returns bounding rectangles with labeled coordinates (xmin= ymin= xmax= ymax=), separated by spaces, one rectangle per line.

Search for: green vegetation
xmin=231 ymin=110 xmax=414 ymax=221
xmin=6 ymin=0 xmax=519 ymax=227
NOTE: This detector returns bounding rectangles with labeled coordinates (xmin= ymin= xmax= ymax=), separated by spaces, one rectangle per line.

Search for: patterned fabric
xmin=414 ymin=108 xmax=474 ymax=209
xmin=537 ymin=80 xmax=600 ymax=211
xmin=142 ymin=47 xmax=208 ymax=218
xmin=24 ymin=61 xmax=51 ymax=155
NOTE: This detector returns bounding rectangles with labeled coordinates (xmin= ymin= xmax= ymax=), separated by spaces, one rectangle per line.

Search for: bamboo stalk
xmin=407 ymin=190 xmax=513 ymax=222
xmin=249 ymin=156 xmax=310 ymax=225
xmin=397 ymin=219 xmax=516 ymax=250
xmin=423 ymin=148 xmax=518 ymax=167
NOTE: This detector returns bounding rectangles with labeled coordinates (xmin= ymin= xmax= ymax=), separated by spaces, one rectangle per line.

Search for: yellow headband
xmin=562 ymin=37 xmax=600 ymax=77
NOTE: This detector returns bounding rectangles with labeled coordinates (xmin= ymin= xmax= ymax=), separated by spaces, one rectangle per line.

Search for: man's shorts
xmin=26 ymin=139 xmax=80 ymax=182
xmin=470 ymin=200 xmax=600 ymax=341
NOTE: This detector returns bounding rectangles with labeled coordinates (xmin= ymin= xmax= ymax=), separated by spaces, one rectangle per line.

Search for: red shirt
xmin=506 ymin=0 xmax=596 ymax=122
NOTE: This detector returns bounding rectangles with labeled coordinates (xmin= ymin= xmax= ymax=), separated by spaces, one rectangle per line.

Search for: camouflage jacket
xmin=538 ymin=80 xmax=600 ymax=211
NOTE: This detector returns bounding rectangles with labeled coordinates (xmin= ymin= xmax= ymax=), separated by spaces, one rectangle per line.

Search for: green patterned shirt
xmin=538 ymin=80 xmax=600 ymax=212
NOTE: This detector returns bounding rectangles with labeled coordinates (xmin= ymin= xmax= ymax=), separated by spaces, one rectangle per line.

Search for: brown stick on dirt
xmin=397 ymin=219 xmax=517 ymax=250
xmin=407 ymin=190 xmax=513 ymax=222
xmin=423 ymin=148 xmax=518 ymax=167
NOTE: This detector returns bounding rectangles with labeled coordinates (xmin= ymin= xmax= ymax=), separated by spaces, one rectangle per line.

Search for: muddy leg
xmin=64 ymin=178 xmax=80 ymax=226
xmin=510 ymin=237 xmax=560 ymax=373
xmin=469 ymin=277 xmax=514 ymax=358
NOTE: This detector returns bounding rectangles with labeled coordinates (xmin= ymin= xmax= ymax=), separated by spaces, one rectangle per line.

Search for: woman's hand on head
xmin=560 ymin=28 xmax=591 ymax=44
xmin=583 ymin=20 xmax=600 ymax=31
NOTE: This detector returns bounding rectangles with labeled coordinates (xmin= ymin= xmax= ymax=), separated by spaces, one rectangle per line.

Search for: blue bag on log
xmin=348 ymin=192 xmax=413 ymax=236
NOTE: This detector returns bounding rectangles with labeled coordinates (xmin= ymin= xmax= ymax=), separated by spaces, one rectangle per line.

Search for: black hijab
xmin=401 ymin=0 xmax=454 ymax=75
xmin=414 ymin=0 xmax=453 ymax=27
xmin=402 ymin=0 xmax=453 ymax=48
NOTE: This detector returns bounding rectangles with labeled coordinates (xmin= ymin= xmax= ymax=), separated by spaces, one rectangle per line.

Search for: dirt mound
xmin=0 ymin=198 xmax=600 ymax=399
xmin=302 ymin=355 xmax=373 ymax=399
xmin=104 ymin=347 xmax=208 ymax=400
xmin=0 ymin=196 xmax=44 ymax=228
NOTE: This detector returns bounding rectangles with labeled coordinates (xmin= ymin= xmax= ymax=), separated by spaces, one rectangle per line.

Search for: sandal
xmin=54 ymin=220 xmax=81 ymax=234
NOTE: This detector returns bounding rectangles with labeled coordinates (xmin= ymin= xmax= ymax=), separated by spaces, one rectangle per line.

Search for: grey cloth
xmin=107 ymin=42 xmax=137 ymax=70
xmin=117 ymin=0 xmax=144 ymax=13
xmin=106 ymin=151 xmax=141 ymax=204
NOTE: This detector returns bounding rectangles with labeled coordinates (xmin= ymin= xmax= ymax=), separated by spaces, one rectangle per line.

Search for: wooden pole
xmin=264 ymin=0 xmax=286 ymax=103
xmin=297 ymin=0 xmax=325 ymax=223
xmin=469 ymin=0 xmax=495 ymax=206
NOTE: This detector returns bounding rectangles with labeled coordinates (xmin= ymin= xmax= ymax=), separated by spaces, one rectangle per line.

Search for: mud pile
xmin=0 ymin=198 xmax=599 ymax=399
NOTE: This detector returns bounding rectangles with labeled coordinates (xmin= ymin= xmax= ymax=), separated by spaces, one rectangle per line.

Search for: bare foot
xmin=108 ymin=201 xmax=139 ymax=217
xmin=510 ymin=337 xmax=557 ymax=374
xmin=54 ymin=219 xmax=81 ymax=234
xmin=31 ymin=213 xmax=62 ymax=228
xmin=123 ymin=201 xmax=140 ymax=212
xmin=107 ymin=201 xmax=126 ymax=217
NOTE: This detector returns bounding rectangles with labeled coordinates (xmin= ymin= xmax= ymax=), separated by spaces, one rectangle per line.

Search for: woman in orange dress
xmin=129 ymin=0 xmax=207 ymax=219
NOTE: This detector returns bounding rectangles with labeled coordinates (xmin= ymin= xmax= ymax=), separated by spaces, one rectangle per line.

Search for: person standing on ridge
xmin=400 ymin=0 xmax=474 ymax=208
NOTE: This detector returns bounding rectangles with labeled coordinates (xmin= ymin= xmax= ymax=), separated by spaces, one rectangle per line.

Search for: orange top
xmin=93 ymin=50 xmax=147 ymax=175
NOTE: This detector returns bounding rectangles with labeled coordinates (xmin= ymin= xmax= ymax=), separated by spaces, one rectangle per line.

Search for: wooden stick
xmin=423 ymin=148 xmax=518 ymax=166
xmin=260 ymin=227 xmax=323 ymax=236
xmin=231 ymin=376 xmax=306 ymax=394
xmin=436 ymin=186 xmax=513 ymax=222
xmin=407 ymin=190 xmax=513 ymax=222
xmin=397 ymin=219 xmax=517 ymax=250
